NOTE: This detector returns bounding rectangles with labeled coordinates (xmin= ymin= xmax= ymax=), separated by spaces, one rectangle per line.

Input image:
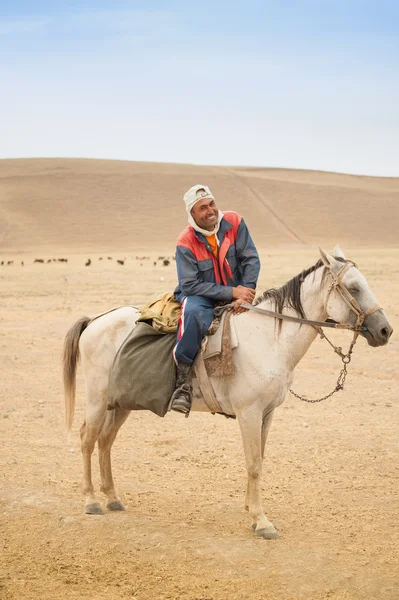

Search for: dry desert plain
xmin=0 ymin=159 xmax=398 ymax=600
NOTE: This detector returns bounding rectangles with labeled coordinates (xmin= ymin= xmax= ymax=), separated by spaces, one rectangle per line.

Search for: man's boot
xmin=170 ymin=363 xmax=192 ymax=415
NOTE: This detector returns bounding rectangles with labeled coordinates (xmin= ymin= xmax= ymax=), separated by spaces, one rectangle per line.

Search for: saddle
xmin=107 ymin=293 xmax=239 ymax=418
xmin=138 ymin=291 xmax=238 ymax=370
xmin=137 ymin=292 xmax=237 ymax=344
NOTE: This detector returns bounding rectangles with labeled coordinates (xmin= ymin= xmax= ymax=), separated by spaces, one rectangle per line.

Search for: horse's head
xmin=319 ymin=245 xmax=393 ymax=347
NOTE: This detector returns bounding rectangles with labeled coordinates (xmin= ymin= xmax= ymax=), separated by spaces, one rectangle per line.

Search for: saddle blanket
xmin=203 ymin=309 xmax=239 ymax=360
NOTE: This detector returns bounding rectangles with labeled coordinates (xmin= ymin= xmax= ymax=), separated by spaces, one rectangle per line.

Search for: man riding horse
xmin=170 ymin=184 xmax=261 ymax=415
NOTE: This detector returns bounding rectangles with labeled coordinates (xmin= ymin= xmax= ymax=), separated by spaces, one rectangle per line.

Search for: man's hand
xmin=232 ymin=285 xmax=256 ymax=304
xmin=232 ymin=286 xmax=256 ymax=314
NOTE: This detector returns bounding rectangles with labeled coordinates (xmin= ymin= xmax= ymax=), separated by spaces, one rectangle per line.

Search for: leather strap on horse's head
xmin=325 ymin=261 xmax=382 ymax=328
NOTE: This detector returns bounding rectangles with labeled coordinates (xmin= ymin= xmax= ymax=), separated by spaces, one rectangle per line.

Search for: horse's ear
xmin=333 ymin=244 xmax=346 ymax=259
xmin=319 ymin=247 xmax=341 ymax=270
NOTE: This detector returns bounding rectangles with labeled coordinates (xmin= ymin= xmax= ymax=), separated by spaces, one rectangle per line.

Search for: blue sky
xmin=1 ymin=1 xmax=398 ymax=175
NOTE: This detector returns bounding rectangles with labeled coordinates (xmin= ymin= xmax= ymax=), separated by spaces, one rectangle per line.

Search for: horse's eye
xmin=349 ymin=287 xmax=359 ymax=294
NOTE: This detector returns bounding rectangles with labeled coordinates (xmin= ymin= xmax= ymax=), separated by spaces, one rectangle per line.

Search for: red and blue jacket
xmin=174 ymin=211 xmax=260 ymax=303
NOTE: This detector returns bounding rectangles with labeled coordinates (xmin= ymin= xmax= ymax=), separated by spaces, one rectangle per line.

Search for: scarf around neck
xmin=188 ymin=210 xmax=224 ymax=238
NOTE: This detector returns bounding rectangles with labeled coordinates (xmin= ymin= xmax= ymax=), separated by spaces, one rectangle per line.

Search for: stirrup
xmin=171 ymin=397 xmax=191 ymax=417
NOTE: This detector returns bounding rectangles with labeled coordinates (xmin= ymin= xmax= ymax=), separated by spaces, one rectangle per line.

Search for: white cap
xmin=183 ymin=184 xmax=214 ymax=213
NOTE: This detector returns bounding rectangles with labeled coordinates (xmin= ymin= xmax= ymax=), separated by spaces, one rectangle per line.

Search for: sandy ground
xmin=0 ymin=248 xmax=398 ymax=600
xmin=1 ymin=158 xmax=398 ymax=252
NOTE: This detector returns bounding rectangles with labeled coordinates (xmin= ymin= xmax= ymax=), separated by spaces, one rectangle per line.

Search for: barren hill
xmin=0 ymin=158 xmax=398 ymax=252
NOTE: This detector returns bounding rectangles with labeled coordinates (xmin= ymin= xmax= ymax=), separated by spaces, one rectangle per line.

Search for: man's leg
xmin=171 ymin=296 xmax=215 ymax=414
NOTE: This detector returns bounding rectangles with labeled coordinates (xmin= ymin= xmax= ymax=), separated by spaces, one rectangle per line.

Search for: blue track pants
xmin=173 ymin=296 xmax=216 ymax=365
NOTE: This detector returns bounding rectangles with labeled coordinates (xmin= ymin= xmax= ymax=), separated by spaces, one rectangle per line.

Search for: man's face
xmin=191 ymin=197 xmax=219 ymax=231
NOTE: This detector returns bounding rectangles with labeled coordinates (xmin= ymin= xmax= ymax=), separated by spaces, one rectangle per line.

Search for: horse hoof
xmin=107 ymin=501 xmax=125 ymax=511
xmin=255 ymin=526 xmax=280 ymax=539
xmin=85 ymin=503 xmax=104 ymax=515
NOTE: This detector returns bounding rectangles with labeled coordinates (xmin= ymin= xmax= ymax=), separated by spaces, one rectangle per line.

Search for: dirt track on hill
xmin=0 ymin=249 xmax=398 ymax=600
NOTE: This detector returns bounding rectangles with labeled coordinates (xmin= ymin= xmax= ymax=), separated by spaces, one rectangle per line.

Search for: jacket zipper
xmin=204 ymin=241 xmax=223 ymax=285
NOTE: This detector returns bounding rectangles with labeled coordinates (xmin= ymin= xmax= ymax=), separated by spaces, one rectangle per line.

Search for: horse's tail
xmin=63 ymin=316 xmax=91 ymax=431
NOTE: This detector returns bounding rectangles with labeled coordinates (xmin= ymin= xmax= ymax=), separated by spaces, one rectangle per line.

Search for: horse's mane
xmin=254 ymin=256 xmax=348 ymax=326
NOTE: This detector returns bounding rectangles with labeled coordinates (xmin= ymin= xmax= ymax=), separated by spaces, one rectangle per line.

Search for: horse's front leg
xmin=237 ymin=406 xmax=279 ymax=539
xmin=245 ymin=408 xmax=276 ymax=510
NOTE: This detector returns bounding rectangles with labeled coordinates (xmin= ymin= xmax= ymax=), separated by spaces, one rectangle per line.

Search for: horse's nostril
xmin=381 ymin=327 xmax=393 ymax=339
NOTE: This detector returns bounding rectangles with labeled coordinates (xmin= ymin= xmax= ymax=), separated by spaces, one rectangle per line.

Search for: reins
xmin=239 ymin=304 xmax=367 ymax=332
xmin=236 ymin=262 xmax=382 ymax=403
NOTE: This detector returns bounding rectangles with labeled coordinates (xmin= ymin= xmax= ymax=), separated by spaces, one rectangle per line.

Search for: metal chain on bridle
xmin=241 ymin=261 xmax=382 ymax=404
xmin=288 ymin=326 xmax=358 ymax=403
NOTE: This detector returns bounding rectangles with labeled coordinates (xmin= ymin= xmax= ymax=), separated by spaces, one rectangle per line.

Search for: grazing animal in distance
xmin=85 ymin=259 xmax=91 ymax=267
xmin=63 ymin=246 xmax=392 ymax=539
xmin=163 ymin=259 xmax=170 ymax=266
xmin=34 ymin=259 xmax=44 ymax=263
xmin=117 ymin=260 xmax=124 ymax=266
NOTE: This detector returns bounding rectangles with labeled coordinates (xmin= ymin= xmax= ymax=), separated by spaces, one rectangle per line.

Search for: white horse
xmin=63 ymin=246 xmax=392 ymax=539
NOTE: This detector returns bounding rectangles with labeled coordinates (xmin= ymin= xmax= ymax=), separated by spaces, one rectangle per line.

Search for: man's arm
xmin=176 ymin=245 xmax=233 ymax=301
xmin=235 ymin=219 xmax=261 ymax=289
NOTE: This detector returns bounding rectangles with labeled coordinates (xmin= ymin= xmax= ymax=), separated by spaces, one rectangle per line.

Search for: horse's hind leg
xmin=98 ymin=408 xmax=130 ymax=511
xmin=80 ymin=396 xmax=107 ymax=514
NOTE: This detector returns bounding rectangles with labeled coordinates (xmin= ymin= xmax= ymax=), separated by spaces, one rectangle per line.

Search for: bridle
xmin=323 ymin=261 xmax=381 ymax=331
xmin=236 ymin=261 xmax=383 ymax=403
xmin=238 ymin=260 xmax=382 ymax=333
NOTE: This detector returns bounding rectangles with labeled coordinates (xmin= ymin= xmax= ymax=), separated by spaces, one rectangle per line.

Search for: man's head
xmin=183 ymin=184 xmax=219 ymax=232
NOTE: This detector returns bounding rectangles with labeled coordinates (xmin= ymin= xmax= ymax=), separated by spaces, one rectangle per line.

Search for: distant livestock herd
xmin=0 ymin=256 xmax=174 ymax=267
